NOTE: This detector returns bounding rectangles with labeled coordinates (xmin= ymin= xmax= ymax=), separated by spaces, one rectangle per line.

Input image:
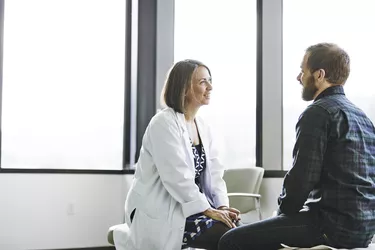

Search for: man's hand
xmin=271 ymin=210 xmax=278 ymax=218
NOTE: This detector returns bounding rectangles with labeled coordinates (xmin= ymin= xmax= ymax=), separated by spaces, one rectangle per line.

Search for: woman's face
xmin=185 ymin=66 xmax=213 ymax=107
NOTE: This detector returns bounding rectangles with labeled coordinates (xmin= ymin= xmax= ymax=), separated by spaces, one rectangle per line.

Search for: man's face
xmin=296 ymin=53 xmax=318 ymax=101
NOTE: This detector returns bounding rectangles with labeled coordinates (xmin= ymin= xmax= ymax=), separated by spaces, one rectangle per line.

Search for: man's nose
xmin=296 ymin=73 xmax=301 ymax=82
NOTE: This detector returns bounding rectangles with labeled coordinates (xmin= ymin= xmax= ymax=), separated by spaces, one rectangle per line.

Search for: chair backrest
xmin=223 ymin=167 xmax=264 ymax=213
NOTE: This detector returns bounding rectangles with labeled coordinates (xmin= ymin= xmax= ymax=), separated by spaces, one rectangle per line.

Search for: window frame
xmin=259 ymin=0 xmax=286 ymax=177
xmin=0 ymin=0 xmax=133 ymax=174
xmin=0 ymin=0 xmax=289 ymax=177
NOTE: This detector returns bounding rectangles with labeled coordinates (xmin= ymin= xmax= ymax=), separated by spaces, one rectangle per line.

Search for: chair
xmin=223 ymin=167 xmax=265 ymax=224
xmin=107 ymin=222 xmax=200 ymax=250
xmin=107 ymin=225 xmax=116 ymax=245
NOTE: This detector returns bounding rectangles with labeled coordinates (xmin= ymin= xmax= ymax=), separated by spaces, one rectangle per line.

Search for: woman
xmin=115 ymin=59 xmax=240 ymax=250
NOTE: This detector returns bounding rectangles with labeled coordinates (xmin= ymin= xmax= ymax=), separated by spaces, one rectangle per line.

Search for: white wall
xmin=0 ymin=170 xmax=281 ymax=250
xmin=0 ymin=174 xmax=133 ymax=250
xmin=259 ymin=178 xmax=284 ymax=219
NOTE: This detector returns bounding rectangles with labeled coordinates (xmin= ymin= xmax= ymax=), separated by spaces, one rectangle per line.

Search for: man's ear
xmin=314 ymin=69 xmax=326 ymax=82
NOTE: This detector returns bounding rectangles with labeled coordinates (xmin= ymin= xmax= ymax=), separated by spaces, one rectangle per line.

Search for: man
xmin=218 ymin=43 xmax=375 ymax=250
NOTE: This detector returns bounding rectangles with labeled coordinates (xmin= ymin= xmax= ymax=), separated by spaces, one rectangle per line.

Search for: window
xmin=174 ymin=0 xmax=257 ymax=168
xmin=283 ymin=0 xmax=375 ymax=170
xmin=1 ymin=0 xmax=126 ymax=170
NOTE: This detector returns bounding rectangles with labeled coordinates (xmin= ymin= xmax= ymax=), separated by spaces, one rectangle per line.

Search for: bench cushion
xmin=279 ymin=243 xmax=375 ymax=250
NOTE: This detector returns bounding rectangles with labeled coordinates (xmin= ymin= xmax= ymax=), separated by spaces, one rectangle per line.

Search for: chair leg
xmin=255 ymin=197 xmax=262 ymax=220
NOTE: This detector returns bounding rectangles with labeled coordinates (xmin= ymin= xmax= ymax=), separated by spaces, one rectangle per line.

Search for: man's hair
xmin=306 ymin=43 xmax=350 ymax=85
xmin=162 ymin=59 xmax=211 ymax=113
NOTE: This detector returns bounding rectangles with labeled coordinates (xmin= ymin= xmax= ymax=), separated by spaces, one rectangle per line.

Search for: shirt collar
xmin=314 ymin=85 xmax=345 ymax=102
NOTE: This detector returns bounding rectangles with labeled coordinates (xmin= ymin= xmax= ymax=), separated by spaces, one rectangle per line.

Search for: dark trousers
xmin=185 ymin=221 xmax=242 ymax=250
xmin=133 ymin=208 xmax=232 ymax=250
xmin=185 ymin=222 xmax=231 ymax=250
xmin=218 ymin=212 xmax=327 ymax=250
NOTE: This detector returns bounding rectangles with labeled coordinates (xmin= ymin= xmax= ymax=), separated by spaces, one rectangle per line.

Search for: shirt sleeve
xmin=277 ymin=104 xmax=330 ymax=215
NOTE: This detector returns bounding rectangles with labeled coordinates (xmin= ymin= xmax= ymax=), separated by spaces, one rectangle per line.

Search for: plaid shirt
xmin=278 ymin=86 xmax=375 ymax=248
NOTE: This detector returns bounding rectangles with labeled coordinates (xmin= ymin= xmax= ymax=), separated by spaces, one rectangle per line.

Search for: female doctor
xmin=115 ymin=59 xmax=240 ymax=250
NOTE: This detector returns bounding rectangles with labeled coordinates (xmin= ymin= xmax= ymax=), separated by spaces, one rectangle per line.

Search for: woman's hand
xmin=203 ymin=207 xmax=238 ymax=228
xmin=218 ymin=206 xmax=243 ymax=227
xmin=218 ymin=206 xmax=240 ymax=217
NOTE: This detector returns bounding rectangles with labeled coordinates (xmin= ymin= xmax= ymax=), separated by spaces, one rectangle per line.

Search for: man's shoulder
xmin=300 ymin=103 xmax=330 ymax=120
xmin=317 ymin=93 xmax=354 ymax=108
xmin=294 ymin=105 xmax=330 ymax=133
xmin=315 ymin=94 xmax=369 ymax=120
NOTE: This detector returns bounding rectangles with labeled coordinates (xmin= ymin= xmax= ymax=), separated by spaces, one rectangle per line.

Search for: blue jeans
xmin=218 ymin=212 xmax=327 ymax=250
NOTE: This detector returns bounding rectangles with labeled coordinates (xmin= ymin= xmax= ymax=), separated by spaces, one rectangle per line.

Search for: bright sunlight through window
xmin=283 ymin=0 xmax=375 ymax=170
xmin=174 ymin=0 xmax=257 ymax=169
xmin=1 ymin=0 xmax=125 ymax=170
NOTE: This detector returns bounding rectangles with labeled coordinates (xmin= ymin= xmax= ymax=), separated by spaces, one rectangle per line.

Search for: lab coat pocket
xmin=113 ymin=217 xmax=136 ymax=250
xmin=133 ymin=209 xmax=171 ymax=249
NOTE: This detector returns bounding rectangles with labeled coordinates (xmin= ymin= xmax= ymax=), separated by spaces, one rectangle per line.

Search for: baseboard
xmin=35 ymin=247 xmax=115 ymax=250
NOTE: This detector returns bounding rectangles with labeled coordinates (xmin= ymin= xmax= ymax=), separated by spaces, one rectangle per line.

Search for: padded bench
xmin=279 ymin=243 xmax=375 ymax=250
xmin=108 ymin=224 xmax=375 ymax=250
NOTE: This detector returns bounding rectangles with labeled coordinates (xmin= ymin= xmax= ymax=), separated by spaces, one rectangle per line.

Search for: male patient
xmin=219 ymin=43 xmax=375 ymax=250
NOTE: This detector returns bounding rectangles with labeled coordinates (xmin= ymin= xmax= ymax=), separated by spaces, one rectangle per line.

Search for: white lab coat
xmin=113 ymin=107 xmax=229 ymax=250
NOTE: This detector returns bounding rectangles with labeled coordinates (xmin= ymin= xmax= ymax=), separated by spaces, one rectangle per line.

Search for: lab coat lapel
xmin=175 ymin=111 xmax=195 ymax=167
xmin=195 ymin=118 xmax=209 ymax=162
xmin=195 ymin=117 xmax=215 ymax=205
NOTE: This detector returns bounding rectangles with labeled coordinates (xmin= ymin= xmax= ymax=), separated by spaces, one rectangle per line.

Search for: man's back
xmin=218 ymin=43 xmax=375 ymax=250
xmin=307 ymin=86 xmax=375 ymax=247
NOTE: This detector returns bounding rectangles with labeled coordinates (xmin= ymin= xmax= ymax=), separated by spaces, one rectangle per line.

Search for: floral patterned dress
xmin=181 ymin=141 xmax=219 ymax=248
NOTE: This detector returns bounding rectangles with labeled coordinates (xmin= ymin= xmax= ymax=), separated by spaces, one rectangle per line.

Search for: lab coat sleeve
xmin=147 ymin=115 xmax=211 ymax=218
xmin=207 ymin=126 xmax=229 ymax=208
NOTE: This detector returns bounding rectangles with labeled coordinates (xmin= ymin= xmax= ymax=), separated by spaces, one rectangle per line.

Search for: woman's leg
xmin=186 ymin=222 xmax=231 ymax=250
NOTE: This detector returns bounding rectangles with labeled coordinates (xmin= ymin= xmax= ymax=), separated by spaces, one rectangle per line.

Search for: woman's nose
xmin=207 ymin=82 xmax=213 ymax=90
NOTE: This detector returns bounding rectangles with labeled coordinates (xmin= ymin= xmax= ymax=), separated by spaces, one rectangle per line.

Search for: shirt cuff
xmin=213 ymin=194 xmax=229 ymax=208
xmin=181 ymin=198 xmax=211 ymax=218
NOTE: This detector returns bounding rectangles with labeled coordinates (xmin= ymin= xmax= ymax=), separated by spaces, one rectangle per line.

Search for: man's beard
xmin=302 ymin=75 xmax=318 ymax=101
